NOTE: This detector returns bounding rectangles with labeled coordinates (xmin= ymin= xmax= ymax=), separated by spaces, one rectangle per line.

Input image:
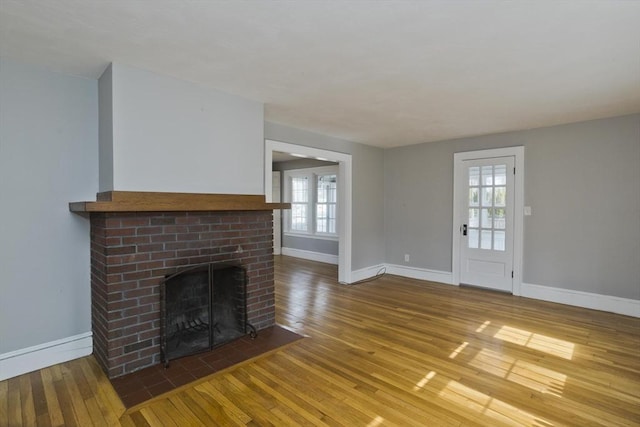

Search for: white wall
xmin=0 ymin=58 xmax=98 ymax=355
xmin=101 ymin=63 xmax=264 ymax=194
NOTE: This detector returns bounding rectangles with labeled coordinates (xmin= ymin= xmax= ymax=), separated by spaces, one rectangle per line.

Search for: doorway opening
xmin=265 ymin=140 xmax=353 ymax=284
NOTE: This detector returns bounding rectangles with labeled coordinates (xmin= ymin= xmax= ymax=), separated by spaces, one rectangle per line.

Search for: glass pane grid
xmin=291 ymin=204 xmax=307 ymax=231
xmin=292 ymin=177 xmax=308 ymax=203
xmin=287 ymin=171 xmax=338 ymax=236
xmin=467 ymin=164 xmax=507 ymax=251
xmin=315 ymin=174 xmax=338 ymax=235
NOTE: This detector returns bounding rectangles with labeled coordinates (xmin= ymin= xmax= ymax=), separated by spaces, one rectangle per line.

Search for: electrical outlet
xmin=404 ymin=254 xmax=410 ymax=262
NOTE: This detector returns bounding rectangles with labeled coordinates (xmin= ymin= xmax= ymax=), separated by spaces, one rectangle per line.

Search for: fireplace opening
xmin=160 ymin=263 xmax=255 ymax=365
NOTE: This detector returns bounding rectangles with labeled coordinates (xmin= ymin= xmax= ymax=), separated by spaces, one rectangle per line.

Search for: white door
xmin=272 ymin=171 xmax=282 ymax=255
xmin=459 ymin=156 xmax=515 ymax=292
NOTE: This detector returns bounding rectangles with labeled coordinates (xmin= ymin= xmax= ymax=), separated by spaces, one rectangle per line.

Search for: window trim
xmin=283 ymin=165 xmax=339 ymax=239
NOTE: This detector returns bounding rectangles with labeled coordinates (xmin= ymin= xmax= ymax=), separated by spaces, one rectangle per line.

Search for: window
xmin=316 ymin=174 xmax=337 ymax=234
xmin=284 ymin=166 xmax=338 ymax=238
xmin=290 ymin=176 xmax=309 ymax=232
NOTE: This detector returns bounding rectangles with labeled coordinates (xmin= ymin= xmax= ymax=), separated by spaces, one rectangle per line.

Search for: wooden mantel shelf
xmin=69 ymin=191 xmax=290 ymax=213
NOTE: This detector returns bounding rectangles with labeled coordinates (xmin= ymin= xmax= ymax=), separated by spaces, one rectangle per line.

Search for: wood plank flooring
xmin=1 ymin=256 xmax=639 ymax=426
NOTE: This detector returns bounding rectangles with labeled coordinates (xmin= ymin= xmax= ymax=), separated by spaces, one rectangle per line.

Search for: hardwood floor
xmin=2 ymin=256 xmax=639 ymax=426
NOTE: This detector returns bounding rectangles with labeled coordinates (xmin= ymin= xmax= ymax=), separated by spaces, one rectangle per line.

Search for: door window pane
xmin=468 ymin=209 xmax=479 ymax=227
xmin=469 ymin=167 xmax=480 ymax=186
xmin=469 ymin=188 xmax=479 ymax=206
xmin=482 ymin=166 xmax=493 ymax=185
xmin=481 ymin=208 xmax=492 ymax=228
xmin=494 ymin=187 xmax=506 ymax=207
xmin=494 ymin=165 xmax=507 ymax=185
xmin=494 ymin=231 xmax=506 ymax=251
xmin=482 ymin=187 xmax=493 ymax=207
xmin=493 ymin=208 xmax=506 ymax=229
xmin=468 ymin=229 xmax=479 ymax=249
xmin=481 ymin=230 xmax=492 ymax=249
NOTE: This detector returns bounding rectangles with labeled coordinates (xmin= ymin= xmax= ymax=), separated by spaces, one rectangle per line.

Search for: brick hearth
xmin=89 ymin=210 xmax=275 ymax=378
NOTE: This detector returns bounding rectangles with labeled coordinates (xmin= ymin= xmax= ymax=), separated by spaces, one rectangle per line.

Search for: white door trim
xmin=265 ymin=139 xmax=353 ymax=284
xmin=272 ymin=171 xmax=282 ymax=255
xmin=452 ymin=146 xmax=524 ymax=295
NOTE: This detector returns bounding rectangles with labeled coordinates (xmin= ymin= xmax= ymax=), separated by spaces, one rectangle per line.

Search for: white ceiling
xmin=1 ymin=1 xmax=639 ymax=148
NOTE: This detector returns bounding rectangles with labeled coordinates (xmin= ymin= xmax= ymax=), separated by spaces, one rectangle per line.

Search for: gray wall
xmin=282 ymin=235 xmax=339 ymax=256
xmin=384 ymin=114 xmax=640 ymax=299
xmin=266 ymin=122 xmax=386 ymax=270
xmin=273 ymin=159 xmax=339 ymax=256
xmin=0 ymin=58 xmax=98 ymax=353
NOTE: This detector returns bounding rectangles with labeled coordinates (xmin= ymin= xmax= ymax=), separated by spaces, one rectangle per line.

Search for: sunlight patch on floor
xmin=476 ymin=320 xmax=491 ymax=332
xmin=494 ymin=326 xmax=575 ymax=360
xmin=438 ymin=380 xmax=554 ymax=426
xmin=469 ymin=348 xmax=567 ymax=397
xmin=413 ymin=371 xmax=437 ymax=391
xmin=449 ymin=342 xmax=469 ymax=359
xmin=367 ymin=415 xmax=385 ymax=427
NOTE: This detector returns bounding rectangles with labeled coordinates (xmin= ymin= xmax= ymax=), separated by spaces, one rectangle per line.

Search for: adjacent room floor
xmin=2 ymin=256 xmax=639 ymax=426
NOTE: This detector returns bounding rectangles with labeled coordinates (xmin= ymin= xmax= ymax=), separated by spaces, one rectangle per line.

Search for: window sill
xmin=284 ymin=232 xmax=339 ymax=242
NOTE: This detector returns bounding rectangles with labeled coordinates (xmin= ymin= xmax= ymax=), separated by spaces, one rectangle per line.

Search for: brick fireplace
xmin=70 ymin=191 xmax=288 ymax=379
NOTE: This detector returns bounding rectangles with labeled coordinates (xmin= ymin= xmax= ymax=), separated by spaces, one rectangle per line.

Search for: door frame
xmin=265 ymin=139 xmax=353 ymax=284
xmin=271 ymin=171 xmax=282 ymax=255
xmin=452 ymin=146 xmax=524 ymax=295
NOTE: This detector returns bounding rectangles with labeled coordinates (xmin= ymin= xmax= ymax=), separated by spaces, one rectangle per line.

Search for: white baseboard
xmin=349 ymin=264 xmax=387 ymax=283
xmin=521 ymin=283 xmax=640 ymax=318
xmin=385 ymin=264 xmax=455 ymax=285
xmin=281 ymin=247 xmax=339 ymax=265
xmin=0 ymin=332 xmax=93 ymax=381
xmin=366 ymin=263 xmax=638 ymax=318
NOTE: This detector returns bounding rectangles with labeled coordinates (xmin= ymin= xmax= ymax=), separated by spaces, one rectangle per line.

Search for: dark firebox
xmin=160 ymin=263 xmax=251 ymax=365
